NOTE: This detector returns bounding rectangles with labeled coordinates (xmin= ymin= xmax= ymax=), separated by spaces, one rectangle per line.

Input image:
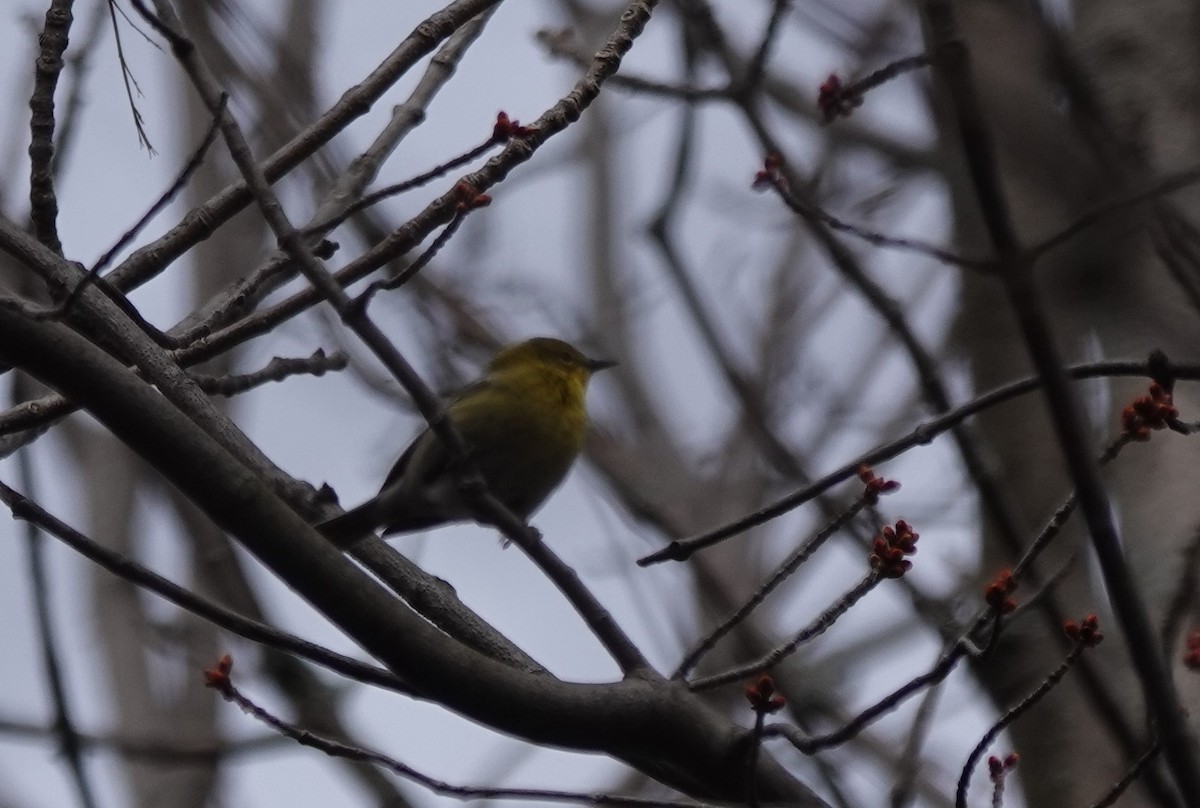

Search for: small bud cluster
xmin=203 ymin=653 xmax=234 ymax=697
xmin=857 ymin=464 xmax=900 ymax=504
xmin=491 ymin=111 xmax=533 ymax=142
xmin=988 ymin=753 xmax=1019 ymax=782
xmin=817 ymin=74 xmax=863 ymax=123
xmin=453 ymin=181 xmax=491 ymax=213
xmin=984 ymin=569 xmax=1017 ymax=615
xmin=1063 ymin=614 xmax=1104 ymax=647
xmin=752 ymin=153 xmax=784 ymax=191
xmin=1122 ymin=382 xmax=1178 ymax=440
xmin=870 ymin=520 xmax=918 ymax=579
xmin=744 ymin=674 xmax=786 ymax=715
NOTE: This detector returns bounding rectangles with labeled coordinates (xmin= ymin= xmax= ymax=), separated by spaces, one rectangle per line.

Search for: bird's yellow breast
xmin=491 ymin=363 xmax=588 ymax=449
xmin=448 ymin=362 xmax=589 ymax=516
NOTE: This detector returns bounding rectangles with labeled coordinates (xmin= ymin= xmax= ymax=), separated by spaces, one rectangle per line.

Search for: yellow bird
xmin=319 ymin=337 xmax=615 ymax=547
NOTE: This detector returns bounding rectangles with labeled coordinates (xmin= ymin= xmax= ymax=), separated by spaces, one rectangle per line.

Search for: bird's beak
xmin=586 ymin=357 xmax=617 ymax=373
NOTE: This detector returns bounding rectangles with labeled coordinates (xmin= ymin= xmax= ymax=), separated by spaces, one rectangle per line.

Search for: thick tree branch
xmin=0 ymin=306 xmax=827 ymax=806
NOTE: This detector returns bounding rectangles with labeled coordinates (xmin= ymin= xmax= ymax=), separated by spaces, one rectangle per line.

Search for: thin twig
xmin=1090 ymin=741 xmax=1162 ymax=808
xmin=167 ymin=10 xmax=500 ymax=345
xmin=53 ymin=94 xmax=226 ymax=320
xmin=762 ymin=171 xmax=991 ymax=269
xmin=739 ymin=0 xmax=791 ymax=95
xmin=764 ymin=645 xmax=963 ymax=754
xmin=746 ymin=711 xmax=766 ymax=808
xmin=817 ymin=54 xmax=933 ymax=123
xmin=701 ymin=41 xmax=1097 ymax=771
xmin=637 ymin=359 xmax=1181 ymax=565
xmin=1027 ymin=164 xmax=1200 ymax=263
xmin=105 ymin=0 xmax=156 ymax=151
xmin=646 ymin=59 xmax=815 ymax=488
xmin=0 ymin=480 xmax=413 ymax=694
xmin=758 ymin=156 xmax=1033 ymax=570
xmin=762 ymin=432 xmax=1139 ymax=753
xmin=955 ymin=642 xmax=1088 ymax=808
xmin=537 ymin=28 xmax=727 ymax=101
xmin=354 ymin=201 xmax=475 ymax=305
xmin=189 ymin=349 xmax=347 ymax=397
xmin=15 ymin=425 xmax=98 ymax=808
xmin=208 ymin=666 xmax=730 ymax=808
xmin=107 ymin=0 xmax=503 ymax=294
xmin=674 ymin=496 xmax=870 ymax=679
xmin=889 ymin=676 xmax=944 ymax=808
xmin=0 ymin=717 xmax=283 ymax=761
xmin=308 ymin=137 xmax=501 ymax=237
xmin=689 ymin=572 xmax=881 ymax=691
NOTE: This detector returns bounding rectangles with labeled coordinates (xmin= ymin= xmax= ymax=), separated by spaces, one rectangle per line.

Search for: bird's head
xmin=488 ymin=337 xmax=616 ymax=384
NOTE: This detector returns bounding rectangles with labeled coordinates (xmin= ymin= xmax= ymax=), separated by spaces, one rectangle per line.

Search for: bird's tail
xmin=316 ymin=500 xmax=381 ymax=548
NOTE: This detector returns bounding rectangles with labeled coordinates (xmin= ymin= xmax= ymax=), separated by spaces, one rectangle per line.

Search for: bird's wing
xmin=378 ymin=377 xmax=494 ymax=491
xmin=379 ymin=435 xmax=422 ymax=489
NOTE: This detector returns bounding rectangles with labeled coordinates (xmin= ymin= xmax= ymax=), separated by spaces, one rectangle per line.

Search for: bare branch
xmin=27 ymin=0 xmax=74 ymax=255
xmin=0 ymin=479 xmax=414 ymax=694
